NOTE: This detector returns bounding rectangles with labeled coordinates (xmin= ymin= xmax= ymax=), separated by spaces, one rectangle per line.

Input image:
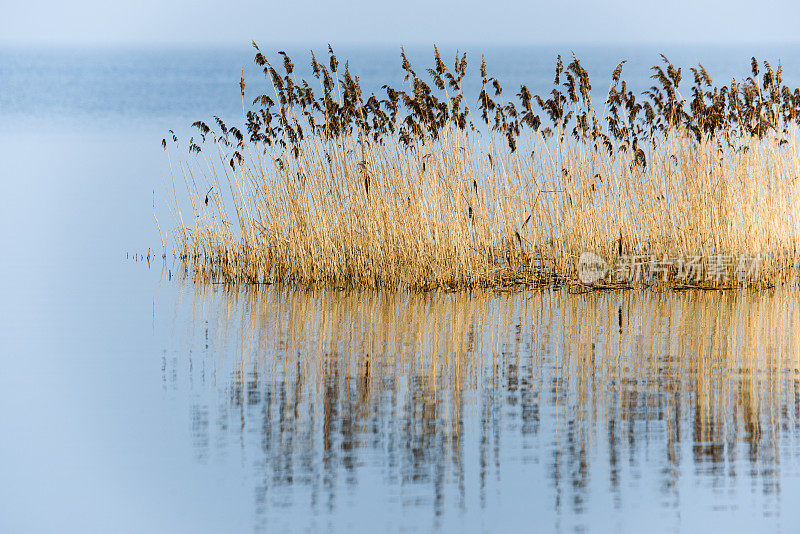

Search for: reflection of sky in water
xmin=5 ymin=43 xmax=800 ymax=133
xmin=2 ymin=46 xmax=800 ymax=533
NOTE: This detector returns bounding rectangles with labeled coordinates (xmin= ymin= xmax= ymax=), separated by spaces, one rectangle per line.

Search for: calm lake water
xmin=2 ymin=44 xmax=800 ymax=533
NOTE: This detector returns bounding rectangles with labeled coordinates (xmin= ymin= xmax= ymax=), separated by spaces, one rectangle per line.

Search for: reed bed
xmin=165 ymin=45 xmax=800 ymax=290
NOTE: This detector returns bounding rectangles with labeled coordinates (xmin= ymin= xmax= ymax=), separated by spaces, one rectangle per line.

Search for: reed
xmin=164 ymin=45 xmax=800 ymax=290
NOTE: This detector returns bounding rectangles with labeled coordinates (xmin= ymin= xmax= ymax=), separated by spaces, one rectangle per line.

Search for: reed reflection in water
xmin=162 ymin=283 xmax=800 ymax=532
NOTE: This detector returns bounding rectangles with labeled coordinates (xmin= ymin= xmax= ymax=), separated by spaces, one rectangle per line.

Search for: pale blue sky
xmin=2 ymin=0 xmax=799 ymax=44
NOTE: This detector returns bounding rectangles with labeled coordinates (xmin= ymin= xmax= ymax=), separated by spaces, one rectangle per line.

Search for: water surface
xmin=157 ymin=283 xmax=800 ymax=532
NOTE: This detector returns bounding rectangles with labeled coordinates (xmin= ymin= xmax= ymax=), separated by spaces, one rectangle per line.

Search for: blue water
xmin=2 ymin=44 xmax=800 ymax=533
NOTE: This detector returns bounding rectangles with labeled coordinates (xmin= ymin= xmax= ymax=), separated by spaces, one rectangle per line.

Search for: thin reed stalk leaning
xmin=163 ymin=44 xmax=800 ymax=290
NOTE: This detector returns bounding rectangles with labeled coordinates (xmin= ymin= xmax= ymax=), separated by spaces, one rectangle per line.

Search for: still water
xmin=1 ymin=44 xmax=800 ymax=533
